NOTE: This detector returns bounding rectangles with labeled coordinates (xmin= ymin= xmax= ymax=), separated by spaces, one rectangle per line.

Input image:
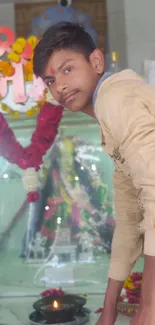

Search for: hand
xmin=130 ymin=255 xmax=155 ymax=325
xmin=95 ymin=278 xmax=123 ymax=325
xmin=96 ymin=306 xmax=118 ymax=325
xmin=96 ymin=302 xmax=118 ymax=325
xmin=130 ymin=304 xmax=155 ymax=325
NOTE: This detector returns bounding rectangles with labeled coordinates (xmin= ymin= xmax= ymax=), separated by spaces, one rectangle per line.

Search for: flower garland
xmin=0 ymin=102 xmax=64 ymax=202
xmin=0 ymin=32 xmax=64 ymax=202
xmin=41 ymin=287 xmax=64 ymax=297
xmin=1 ymin=94 xmax=46 ymax=118
xmin=95 ymin=272 xmax=142 ymax=315
xmin=120 ymin=272 xmax=142 ymax=304
xmin=0 ymin=35 xmax=46 ymax=119
xmin=0 ymin=35 xmax=38 ymax=80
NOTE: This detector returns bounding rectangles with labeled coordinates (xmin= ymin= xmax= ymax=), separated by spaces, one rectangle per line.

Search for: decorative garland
xmin=120 ymin=272 xmax=142 ymax=304
xmin=0 ymin=102 xmax=64 ymax=202
xmin=95 ymin=272 xmax=142 ymax=315
xmin=0 ymin=29 xmax=64 ymax=203
xmin=0 ymin=94 xmax=46 ymax=118
xmin=0 ymin=34 xmax=47 ymax=119
xmin=0 ymin=35 xmax=38 ymax=81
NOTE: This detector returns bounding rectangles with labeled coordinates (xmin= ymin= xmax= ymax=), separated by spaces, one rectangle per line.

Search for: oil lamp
xmin=30 ymin=293 xmax=88 ymax=324
xmin=41 ymin=299 xmax=76 ymax=323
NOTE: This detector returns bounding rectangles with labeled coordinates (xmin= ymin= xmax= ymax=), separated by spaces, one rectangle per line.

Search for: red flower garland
xmin=0 ymin=102 xmax=64 ymax=202
xmin=119 ymin=272 xmax=142 ymax=304
xmin=41 ymin=287 xmax=64 ymax=297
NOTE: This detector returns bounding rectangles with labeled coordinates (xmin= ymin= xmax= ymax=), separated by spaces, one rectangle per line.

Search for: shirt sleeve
xmin=100 ymin=92 xmax=155 ymax=258
xmin=109 ymin=168 xmax=143 ymax=281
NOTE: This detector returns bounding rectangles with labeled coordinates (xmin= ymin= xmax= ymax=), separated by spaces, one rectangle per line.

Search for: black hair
xmin=33 ymin=21 xmax=96 ymax=78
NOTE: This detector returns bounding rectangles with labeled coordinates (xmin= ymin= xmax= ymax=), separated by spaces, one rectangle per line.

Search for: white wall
xmin=107 ymin=0 xmax=155 ymax=74
xmin=0 ymin=3 xmax=15 ymax=32
xmin=124 ymin=0 xmax=155 ymax=74
xmin=106 ymin=0 xmax=128 ymax=70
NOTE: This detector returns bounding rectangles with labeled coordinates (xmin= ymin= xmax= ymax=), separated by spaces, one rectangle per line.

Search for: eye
xmin=64 ymin=66 xmax=73 ymax=74
xmin=46 ymin=78 xmax=55 ymax=87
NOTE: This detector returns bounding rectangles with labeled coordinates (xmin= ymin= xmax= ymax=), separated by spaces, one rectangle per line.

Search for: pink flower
xmin=41 ymin=287 xmax=64 ymax=297
xmin=131 ymin=272 xmax=142 ymax=281
xmin=95 ymin=308 xmax=103 ymax=314
xmin=27 ymin=191 xmax=39 ymax=202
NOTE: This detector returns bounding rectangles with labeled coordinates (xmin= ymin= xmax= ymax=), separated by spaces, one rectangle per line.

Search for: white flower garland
xmin=23 ymin=168 xmax=39 ymax=193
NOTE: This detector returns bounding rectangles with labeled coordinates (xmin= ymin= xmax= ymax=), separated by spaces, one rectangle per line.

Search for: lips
xmin=63 ymin=92 xmax=77 ymax=105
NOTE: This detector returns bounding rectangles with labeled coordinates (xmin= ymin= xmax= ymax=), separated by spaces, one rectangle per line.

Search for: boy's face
xmin=43 ymin=49 xmax=104 ymax=112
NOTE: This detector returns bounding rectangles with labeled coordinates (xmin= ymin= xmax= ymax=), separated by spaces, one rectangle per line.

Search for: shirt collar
xmin=93 ymin=72 xmax=112 ymax=108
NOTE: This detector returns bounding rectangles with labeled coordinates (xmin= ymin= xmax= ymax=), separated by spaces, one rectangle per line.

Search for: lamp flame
xmin=53 ymin=300 xmax=58 ymax=309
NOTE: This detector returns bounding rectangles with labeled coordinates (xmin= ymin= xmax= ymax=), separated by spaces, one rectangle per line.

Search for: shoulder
xmin=95 ymin=69 xmax=145 ymax=113
xmin=95 ymin=72 xmax=141 ymax=113
xmin=94 ymin=80 xmax=134 ymax=140
xmin=94 ymin=73 xmax=151 ymax=143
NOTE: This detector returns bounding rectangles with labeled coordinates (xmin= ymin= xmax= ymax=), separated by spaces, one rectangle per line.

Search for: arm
xmin=105 ymin=94 xmax=155 ymax=307
xmin=102 ymin=168 xmax=143 ymax=322
xmin=109 ymin=168 xmax=143 ymax=281
xmin=95 ymin=86 xmax=155 ymax=324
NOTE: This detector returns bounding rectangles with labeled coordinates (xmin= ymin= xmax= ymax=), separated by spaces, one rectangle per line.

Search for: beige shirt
xmin=94 ymin=69 xmax=155 ymax=281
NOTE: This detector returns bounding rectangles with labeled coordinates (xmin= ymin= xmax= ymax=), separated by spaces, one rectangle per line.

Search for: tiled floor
xmin=0 ymin=294 xmax=131 ymax=325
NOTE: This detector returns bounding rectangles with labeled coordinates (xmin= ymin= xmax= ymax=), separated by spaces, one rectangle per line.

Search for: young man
xmin=33 ymin=22 xmax=155 ymax=325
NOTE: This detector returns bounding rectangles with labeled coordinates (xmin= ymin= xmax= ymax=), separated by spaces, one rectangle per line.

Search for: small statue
xmin=27 ymin=232 xmax=47 ymax=261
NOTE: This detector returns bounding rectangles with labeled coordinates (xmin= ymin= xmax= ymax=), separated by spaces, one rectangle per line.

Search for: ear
xmin=89 ymin=49 xmax=104 ymax=75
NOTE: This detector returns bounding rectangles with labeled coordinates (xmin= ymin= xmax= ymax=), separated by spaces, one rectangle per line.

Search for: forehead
xmin=44 ymin=49 xmax=86 ymax=75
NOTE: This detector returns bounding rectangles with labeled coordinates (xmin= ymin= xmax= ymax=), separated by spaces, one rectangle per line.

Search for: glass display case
xmin=0 ymin=111 xmax=144 ymax=325
xmin=0 ymin=111 xmax=115 ymax=296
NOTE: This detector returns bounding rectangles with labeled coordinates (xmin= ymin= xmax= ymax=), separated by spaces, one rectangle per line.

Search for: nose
xmin=56 ymin=76 xmax=68 ymax=94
